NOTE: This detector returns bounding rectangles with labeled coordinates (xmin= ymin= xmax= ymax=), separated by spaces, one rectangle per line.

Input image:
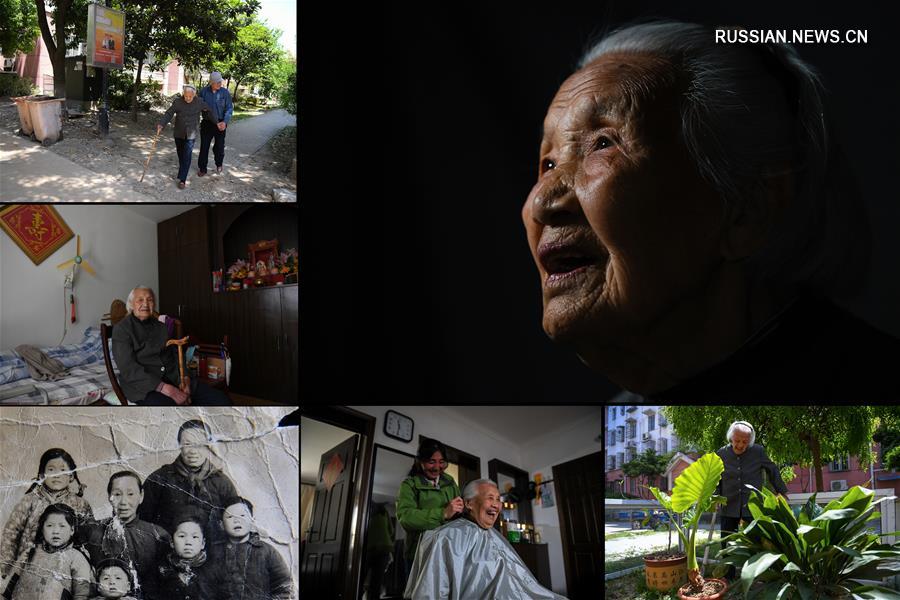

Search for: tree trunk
xmin=233 ymin=78 xmax=241 ymax=101
xmin=130 ymin=58 xmax=144 ymax=122
xmin=35 ymin=0 xmax=72 ymax=98
xmin=810 ymin=435 xmax=824 ymax=492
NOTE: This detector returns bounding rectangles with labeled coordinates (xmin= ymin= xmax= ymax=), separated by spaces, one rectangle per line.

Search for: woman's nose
xmin=529 ymin=167 xmax=582 ymax=227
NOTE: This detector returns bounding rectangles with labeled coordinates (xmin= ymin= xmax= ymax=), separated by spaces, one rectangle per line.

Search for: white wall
xmin=0 ymin=206 xmax=159 ymax=349
xmin=521 ymin=411 xmax=603 ymax=597
xmin=349 ymin=405 xmax=524 ymax=480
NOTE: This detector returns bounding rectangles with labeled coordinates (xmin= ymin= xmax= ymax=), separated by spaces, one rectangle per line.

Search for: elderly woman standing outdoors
xmin=157 ymin=84 xmax=216 ymax=189
xmin=396 ymin=439 xmax=462 ymax=577
xmin=715 ymin=421 xmax=788 ymax=580
xmin=522 ymin=20 xmax=900 ymax=400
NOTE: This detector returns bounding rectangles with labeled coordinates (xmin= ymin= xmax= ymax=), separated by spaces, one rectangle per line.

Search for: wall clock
xmin=384 ymin=410 xmax=414 ymax=442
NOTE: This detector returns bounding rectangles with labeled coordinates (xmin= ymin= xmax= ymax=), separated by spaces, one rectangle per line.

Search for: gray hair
xmin=183 ymin=84 xmax=196 ymax=94
xmin=462 ymin=478 xmax=499 ymax=500
xmin=726 ymin=421 xmax=756 ymax=446
xmin=126 ymin=286 xmax=155 ymax=313
xmin=577 ymin=21 xmax=868 ymax=298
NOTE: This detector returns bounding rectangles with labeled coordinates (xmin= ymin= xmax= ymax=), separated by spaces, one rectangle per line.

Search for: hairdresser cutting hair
xmin=715 ymin=421 xmax=789 ymax=580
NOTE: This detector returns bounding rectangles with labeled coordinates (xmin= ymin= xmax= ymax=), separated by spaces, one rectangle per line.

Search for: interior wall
xmin=348 ymin=405 xmax=523 ymax=480
xmin=0 ymin=206 xmax=159 ymax=349
xmin=522 ymin=412 xmax=603 ymax=597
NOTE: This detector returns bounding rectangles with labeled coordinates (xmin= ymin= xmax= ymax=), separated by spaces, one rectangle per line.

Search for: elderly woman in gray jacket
xmin=157 ymin=84 xmax=216 ymax=189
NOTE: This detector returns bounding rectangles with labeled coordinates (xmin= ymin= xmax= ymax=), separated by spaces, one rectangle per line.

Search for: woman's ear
xmin=720 ymin=167 xmax=794 ymax=261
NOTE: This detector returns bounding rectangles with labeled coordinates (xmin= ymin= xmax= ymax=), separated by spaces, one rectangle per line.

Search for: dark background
xmin=301 ymin=2 xmax=900 ymax=402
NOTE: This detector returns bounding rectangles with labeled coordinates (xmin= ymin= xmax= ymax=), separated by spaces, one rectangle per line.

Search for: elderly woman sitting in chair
xmin=112 ymin=285 xmax=229 ymax=406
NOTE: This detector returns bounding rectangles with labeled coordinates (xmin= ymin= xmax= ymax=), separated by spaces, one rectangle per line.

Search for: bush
xmin=716 ymin=484 xmax=900 ymax=598
xmin=0 ymin=73 xmax=36 ymax=98
xmin=106 ymin=69 xmax=166 ymax=111
xmin=279 ymin=71 xmax=295 ymax=115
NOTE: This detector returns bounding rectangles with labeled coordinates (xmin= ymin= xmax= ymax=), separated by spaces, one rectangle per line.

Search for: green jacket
xmin=396 ymin=473 xmax=461 ymax=562
xmin=366 ymin=511 xmax=395 ymax=555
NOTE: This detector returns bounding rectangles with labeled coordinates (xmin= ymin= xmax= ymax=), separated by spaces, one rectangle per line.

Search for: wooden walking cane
xmin=165 ymin=336 xmax=190 ymax=393
xmin=140 ymin=130 xmax=162 ymax=182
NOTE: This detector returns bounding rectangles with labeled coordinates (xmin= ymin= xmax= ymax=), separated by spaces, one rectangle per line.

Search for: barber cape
xmin=404 ymin=517 xmax=568 ymax=600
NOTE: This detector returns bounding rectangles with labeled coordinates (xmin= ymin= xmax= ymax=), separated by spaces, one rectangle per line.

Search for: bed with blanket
xmin=0 ymin=327 xmax=119 ymax=405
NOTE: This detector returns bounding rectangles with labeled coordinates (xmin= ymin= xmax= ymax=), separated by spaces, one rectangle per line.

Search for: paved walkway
xmin=0 ymin=130 xmax=155 ymax=201
xmin=224 ymin=109 xmax=295 ymax=167
xmin=0 ymin=109 xmax=295 ymax=202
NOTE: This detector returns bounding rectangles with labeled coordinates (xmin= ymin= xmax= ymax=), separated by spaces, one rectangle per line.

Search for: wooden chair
xmin=100 ymin=318 xmax=183 ymax=406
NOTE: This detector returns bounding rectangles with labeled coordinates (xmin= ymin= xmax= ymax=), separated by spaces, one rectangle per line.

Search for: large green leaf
xmin=848 ymin=584 xmax=900 ymax=600
xmin=797 ymin=524 xmax=825 ymax=545
xmin=671 ymin=452 xmax=724 ymax=513
xmin=813 ymin=508 xmax=859 ymax=521
xmin=741 ymin=552 xmax=786 ymax=596
xmin=649 ymin=486 xmax=673 ymax=512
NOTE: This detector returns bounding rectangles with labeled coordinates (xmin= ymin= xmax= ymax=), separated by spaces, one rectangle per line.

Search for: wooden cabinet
xmin=157 ymin=207 xmax=213 ymax=342
xmin=512 ymin=543 xmax=553 ymax=590
xmin=159 ymin=206 xmax=298 ymax=403
xmin=211 ymin=284 xmax=298 ymax=402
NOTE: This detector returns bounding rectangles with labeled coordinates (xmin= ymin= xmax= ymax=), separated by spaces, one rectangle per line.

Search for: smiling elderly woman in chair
xmin=404 ymin=479 xmax=566 ymax=600
xmin=111 ymin=285 xmax=229 ymax=406
xmin=522 ymin=20 xmax=900 ymax=400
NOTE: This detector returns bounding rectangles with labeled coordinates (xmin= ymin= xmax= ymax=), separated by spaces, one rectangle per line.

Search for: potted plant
xmin=649 ymin=452 xmax=729 ymax=599
xmin=716 ymin=484 xmax=900 ymax=599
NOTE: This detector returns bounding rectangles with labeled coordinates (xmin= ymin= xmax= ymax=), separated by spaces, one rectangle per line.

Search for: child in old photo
xmin=156 ymin=514 xmax=228 ymax=600
xmin=211 ymin=497 xmax=294 ymax=600
xmin=3 ymin=503 xmax=91 ymax=600
xmin=0 ymin=448 xmax=94 ymax=579
xmin=90 ymin=558 xmax=138 ymax=600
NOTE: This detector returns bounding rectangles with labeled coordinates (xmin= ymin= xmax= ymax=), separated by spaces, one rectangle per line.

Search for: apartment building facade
xmin=604 ymin=404 xmax=681 ymax=497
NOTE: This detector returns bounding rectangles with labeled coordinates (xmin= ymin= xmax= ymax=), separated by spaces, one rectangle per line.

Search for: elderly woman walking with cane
xmin=157 ymin=84 xmax=216 ymax=189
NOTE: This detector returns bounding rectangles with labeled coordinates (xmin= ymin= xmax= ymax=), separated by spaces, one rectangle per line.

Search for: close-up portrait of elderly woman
xmin=518 ymin=19 xmax=900 ymax=400
xmin=111 ymin=285 xmax=230 ymax=406
xmin=308 ymin=4 xmax=900 ymax=401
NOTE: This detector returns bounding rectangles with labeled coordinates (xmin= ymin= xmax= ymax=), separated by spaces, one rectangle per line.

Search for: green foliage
xmin=780 ymin=466 xmax=797 ymax=484
xmin=257 ymin=53 xmax=293 ymax=99
xmin=715 ymin=484 xmax=900 ymax=599
xmin=884 ymin=446 xmax=900 ymax=471
xmin=107 ymin=69 xmax=164 ymax=110
xmin=279 ymin=70 xmax=296 ymax=115
xmin=224 ymin=18 xmax=282 ymax=100
xmin=0 ymin=72 xmax=36 ymax=97
xmin=661 ymin=406 xmax=900 ymax=492
xmin=649 ymin=452 xmax=727 ymax=588
xmin=0 ymin=0 xmax=38 ymax=55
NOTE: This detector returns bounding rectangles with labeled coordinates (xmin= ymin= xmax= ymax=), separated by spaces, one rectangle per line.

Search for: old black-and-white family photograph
xmin=0 ymin=406 xmax=298 ymax=600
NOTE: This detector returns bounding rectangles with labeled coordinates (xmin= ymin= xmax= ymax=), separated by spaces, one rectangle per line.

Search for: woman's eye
xmin=540 ymin=158 xmax=555 ymax=173
xmin=595 ymin=136 xmax=613 ymax=150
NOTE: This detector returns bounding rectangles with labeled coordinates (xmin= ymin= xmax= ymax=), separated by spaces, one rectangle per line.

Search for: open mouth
xmin=538 ymin=241 xmax=603 ymax=283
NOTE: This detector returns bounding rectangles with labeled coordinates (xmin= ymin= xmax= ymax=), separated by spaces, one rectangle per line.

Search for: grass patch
xmin=606 ymin=529 xmax=661 ymax=541
xmin=606 ymin=541 xmax=724 ymax=576
xmin=230 ymin=106 xmax=272 ymax=123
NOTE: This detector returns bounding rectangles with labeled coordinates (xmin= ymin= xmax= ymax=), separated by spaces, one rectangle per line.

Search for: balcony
xmin=642 ymin=407 xmax=655 ymax=416
xmin=626 ymin=440 xmax=637 ymax=448
xmin=626 ymin=405 xmax=638 ymax=412
xmin=642 ymin=432 xmax=652 ymax=441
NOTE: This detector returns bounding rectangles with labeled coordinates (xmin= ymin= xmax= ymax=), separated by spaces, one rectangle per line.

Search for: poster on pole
xmin=86 ymin=4 xmax=125 ymax=69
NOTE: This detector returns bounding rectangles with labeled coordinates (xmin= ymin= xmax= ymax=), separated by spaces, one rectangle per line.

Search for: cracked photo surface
xmin=0 ymin=406 xmax=299 ymax=600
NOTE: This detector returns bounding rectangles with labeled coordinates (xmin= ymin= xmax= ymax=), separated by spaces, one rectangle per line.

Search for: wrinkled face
xmin=522 ymin=52 xmax=724 ymax=350
xmin=98 ymin=565 xmax=130 ymax=598
xmin=109 ymin=475 xmax=143 ymax=523
xmin=211 ymin=80 xmax=222 ymax=91
xmin=731 ymin=428 xmax=751 ymax=455
xmin=43 ymin=457 xmax=73 ymax=491
xmin=43 ymin=513 xmax=73 ymax=547
xmin=420 ymin=451 xmax=447 ymax=480
xmin=180 ymin=428 xmax=210 ymax=469
xmin=131 ymin=288 xmax=155 ymax=321
xmin=466 ymin=484 xmax=501 ymax=529
xmin=223 ymin=502 xmax=252 ymax=539
xmin=173 ymin=521 xmax=204 ymax=559
xmin=183 ymin=89 xmax=195 ymax=102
